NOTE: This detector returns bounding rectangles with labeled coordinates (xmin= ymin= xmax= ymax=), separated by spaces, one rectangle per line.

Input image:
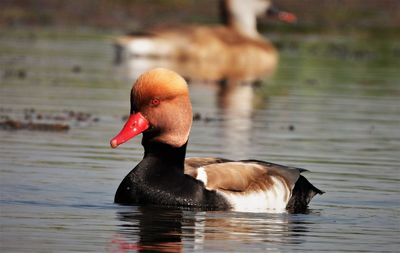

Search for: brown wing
xmin=238 ymin=159 xmax=304 ymax=191
xmin=184 ymin=157 xmax=232 ymax=178
xmin=184 ymin=158 xmax=301 ymax=193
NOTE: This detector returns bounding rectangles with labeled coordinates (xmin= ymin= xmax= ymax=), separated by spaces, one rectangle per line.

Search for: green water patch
xmin=263 ymin=34 xmax=400 ymax=98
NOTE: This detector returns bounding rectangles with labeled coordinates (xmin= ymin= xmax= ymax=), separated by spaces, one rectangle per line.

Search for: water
xmin=1 ymin=28 xmax=399 ymax=252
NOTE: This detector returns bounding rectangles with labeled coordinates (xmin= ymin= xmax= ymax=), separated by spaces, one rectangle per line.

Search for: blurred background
xmin=1 ymin=0 xmax=399 ymax=32
xmin=1 ymin=1 xmax=399 ymax=253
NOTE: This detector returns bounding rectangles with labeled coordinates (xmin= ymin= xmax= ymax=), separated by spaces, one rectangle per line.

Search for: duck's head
xmin=220 ymin=0 xmax=296 ymax=37
xmin=110 ymin=68 xmax=192 ymax=149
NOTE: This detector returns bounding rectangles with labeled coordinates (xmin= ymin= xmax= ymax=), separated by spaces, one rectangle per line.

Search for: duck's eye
xmin=150 ymin=98 xmax=160 ymax=107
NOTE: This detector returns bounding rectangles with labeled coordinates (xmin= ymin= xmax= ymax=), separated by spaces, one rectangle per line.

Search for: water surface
xmin=1 ymin=28 xmax=399 ymax=252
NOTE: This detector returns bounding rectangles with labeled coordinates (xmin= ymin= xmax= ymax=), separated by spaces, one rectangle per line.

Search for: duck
xmin=114 ymin=0 xmax=296 ymax=75
xmin=110 ymin=68 xmax=323 ymax=213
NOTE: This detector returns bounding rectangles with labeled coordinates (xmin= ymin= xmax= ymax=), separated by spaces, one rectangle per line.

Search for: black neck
xmin=142 ymin=140 xmax=187 ymax=172
xmin=219 ymin=0 xmax=231 ymax=26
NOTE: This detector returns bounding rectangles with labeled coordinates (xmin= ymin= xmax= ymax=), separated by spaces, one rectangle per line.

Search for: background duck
xmin=110 ymin=68 xmax=323 ymax=213
xmin=114 ymin=0 xmax=296 ymax=75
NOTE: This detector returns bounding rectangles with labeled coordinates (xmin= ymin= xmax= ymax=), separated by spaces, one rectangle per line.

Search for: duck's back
xmin=116 ymin=25 xmax=278 ymax=75
xmin=184 ymin=157 xmax=323 ymax=213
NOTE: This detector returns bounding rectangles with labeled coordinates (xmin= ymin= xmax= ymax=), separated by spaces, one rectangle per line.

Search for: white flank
xmin=196 ymin=167 xmax=208 ymax=186
xmin=217 ymin=177 xmax=290 ymax=213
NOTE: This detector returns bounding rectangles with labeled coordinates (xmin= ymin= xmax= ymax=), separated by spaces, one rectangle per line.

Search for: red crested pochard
xmin=114 ymin=0 xmax=296 ymax=74
xmin=110 ymin=68 xmax=323 ymax=213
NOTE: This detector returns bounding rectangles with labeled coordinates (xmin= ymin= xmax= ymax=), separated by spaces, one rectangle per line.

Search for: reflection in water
xmin=217 ymin=79 xmax=258 ymax=158
xmin=112 ymin=207 xmax=183 ymax=253
xmin=111 ymin=207 xmax=309 ymax=252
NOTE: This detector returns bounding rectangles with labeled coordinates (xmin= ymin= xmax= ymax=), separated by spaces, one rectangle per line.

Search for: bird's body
xmin=114 ymin=0 xmax=297 ymax=76
xmin=110 ymin=68 xmax=323 ymax=213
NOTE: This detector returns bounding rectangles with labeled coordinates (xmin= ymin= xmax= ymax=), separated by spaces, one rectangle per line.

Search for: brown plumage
xmin=184 ymin=159 xmax=302 ymax=209
xmin=114 ymin=0 xmax=297 ymax=79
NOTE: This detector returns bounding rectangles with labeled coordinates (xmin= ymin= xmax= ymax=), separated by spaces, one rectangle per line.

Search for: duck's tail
xmin=286 ymin=175 xmax=324 ymax=213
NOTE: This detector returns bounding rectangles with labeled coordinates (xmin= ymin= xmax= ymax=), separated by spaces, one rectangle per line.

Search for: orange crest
xmin=132 ymin=68 xmax=189 ymax=108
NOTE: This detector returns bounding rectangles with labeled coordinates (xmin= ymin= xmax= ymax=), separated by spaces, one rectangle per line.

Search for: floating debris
xmin=0 ymin=120 xmax=69 ymax=131
xmin=193 ymin=112 xmax=202 ymax=121
xmin=2 ymin=69 xmax=27 ymax=79
xmin=0 ymin=107 xmax=100 ymax=132
xmin=305 ymin=78 xmax=319 ymax=86
xmin=72 ymin=65 xmax=82 ymax=73
xmin=191 ymin=112 xmax=222 ymax=123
